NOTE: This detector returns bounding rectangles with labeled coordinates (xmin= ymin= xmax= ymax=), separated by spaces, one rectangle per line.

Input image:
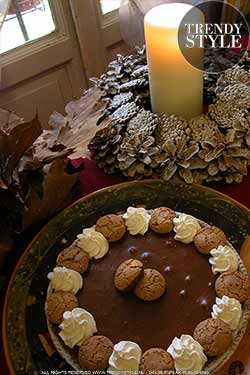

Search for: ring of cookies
xmin=46 ymin=207 xmax=250 ymax=374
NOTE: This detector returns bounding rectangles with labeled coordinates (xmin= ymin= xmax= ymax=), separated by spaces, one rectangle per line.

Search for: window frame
xmin=0 ymin=0 xmax=73 ymax=90
xmin=1 ymin=0 xmax=56 ymax=54
xmin=100 ymin=0 xmax=120 ymax=17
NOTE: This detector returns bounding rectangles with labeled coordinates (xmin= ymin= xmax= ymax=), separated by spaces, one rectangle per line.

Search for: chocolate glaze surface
xmin=77 ymin=231 xmax=216 ymax=351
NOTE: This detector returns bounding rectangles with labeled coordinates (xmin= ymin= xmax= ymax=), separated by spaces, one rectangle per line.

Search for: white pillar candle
xmin=144 ymin=3 xmax=204 ymax=120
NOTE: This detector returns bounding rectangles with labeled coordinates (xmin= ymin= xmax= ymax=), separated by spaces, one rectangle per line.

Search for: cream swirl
xmin=173 ymin=214 xmax=201 ymax=244
xmin=47 ymin=266 xmax=83 ymax=294
xmin=59 ymin=308 xmax=97 ymax=348
xmin=123 ymin=207 xmax=150 ymax=235
xmin=209 ymin=245 xmax=238 ymax=274
xmin=212 ymin=296 xmax=242 ymax=330
xmin=77 ymin=227 xmax=109 ymax=259
xmin=167 ymin=334 xmax=207 ymax=372
xmin=108 ymin=341 xmax=142 ymax=374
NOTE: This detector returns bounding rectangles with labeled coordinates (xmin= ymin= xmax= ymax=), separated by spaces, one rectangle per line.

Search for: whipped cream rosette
xmin=167 ymin=334 xmax=207 ymax=373
xmin=108 ymin=341 xmax=142 ymax=374
xmin=209 ymin=245 xmax=238 ymax=274
xmin=77 ymin=227 xmax=109 ymax=259
xmin=212 ymin=296 xmax=242 ymax=330
xmin=173 ymin=214 xmax=201 ymax=244
xmin=123 ymin=207 xmax=150 ymax=235
xmin=48 ymin=266 xmax=83 ymax=294
xmin=59 ymin=308 xmax=97 ymax=348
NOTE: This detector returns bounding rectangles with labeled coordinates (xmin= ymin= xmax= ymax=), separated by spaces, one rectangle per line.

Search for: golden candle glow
xmin=144 ymin=3 xmax=204 ymax=120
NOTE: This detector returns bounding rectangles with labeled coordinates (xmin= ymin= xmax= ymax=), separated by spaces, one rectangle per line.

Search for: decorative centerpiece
xmin=89 ymin=2 xmax=250 ymax=185
xmin=89 ymin=46 xmax=250 ymax=184
xmin=45 ymin=206 xmax=250 ymax=373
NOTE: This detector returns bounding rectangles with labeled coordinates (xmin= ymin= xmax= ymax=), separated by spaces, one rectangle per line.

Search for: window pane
xmin=0 ymin=0 xmax=55 ymax=54
xmin=100 ymin=0 xmax=120 ymax=14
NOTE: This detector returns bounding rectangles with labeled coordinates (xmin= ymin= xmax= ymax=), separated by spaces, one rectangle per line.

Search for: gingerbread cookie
xmin=194 ymin=226 xmax=227 ymax=254
xmin=134 ymin=269 xmax=166 ymax=301
xmin=56 ymin=246 xmax=89 ymax=274
xmin=215 ymin=271 xmax=250 ymax=302
xmin=114 ymin=259 xmax=143 ymax=292
xmin=78 ymin=335 xmax=113 ymax=371
xmin=139 ymin=348 xmax=175 ymax=374
xmin=193 ymin=318 xmax=232 ymax=356
xmin=150 ymin=207 xmax=176 ymax=234
xmin=46 ymin=291 xmax=78 ymax=324
xmin=95 ymin=214 xmax=126 ymax=242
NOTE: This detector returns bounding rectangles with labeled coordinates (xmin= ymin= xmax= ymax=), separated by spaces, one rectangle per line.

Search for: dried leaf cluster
xmin=0 ymin=88 xmax=109 ymax=248
xmin=89 ymin=48 xmax=250 ymax=185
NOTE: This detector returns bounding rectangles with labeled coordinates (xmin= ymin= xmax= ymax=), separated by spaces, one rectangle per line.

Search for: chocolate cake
xmin=46 ymin=207 xmax=250 ymax=373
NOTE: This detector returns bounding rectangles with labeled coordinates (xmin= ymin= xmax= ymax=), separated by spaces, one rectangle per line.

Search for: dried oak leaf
xmin=44 ymin=87 xmax=112 ymax=160
xmin=18 ymin=130 xmax=71 ymax=174
xmin=0 ymin=108 xmax=24 ymax=131
xmin=0 ymin=109 xmax=42 ymax=185
xmin=19 ymin=88 xmax=110 ymax=172
xmin=21 ymin=159 xmax=79 ymax=231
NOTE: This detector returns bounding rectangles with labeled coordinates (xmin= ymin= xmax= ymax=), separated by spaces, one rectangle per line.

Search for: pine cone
xmin=131 ymin=65 xmax=148 ymax=79
xmin=198 ymin=145 xmax=225 ymax=163
xmin=208 ymin=161 xmax=220 ymax=176
xmin=119 ymin=78 xmax=148 ymax=92
xmin=221 ymin=155 xmax=248 ymax=183
xmin=189 ymin=115 xmax=224 ymax=148
xmin=106 ymin=92 xmax=134 ymax=113
xmin=209 ymin=100 xmax=248 ymax=129
xmin=93 ymin=75 xmax=120 ymax=96
xmin=218 ymin=83 xmax=250 ymax=108
xmin=204 ymin=72 xmax=218 ymax=103
xmin=192 ymin=170 xmax=209 ymax=184
xmin=204 ymin=49 xmax=240 ymax=74
xmin=209 ymin=100 xmax=250 ymax=151
xmin=117 ymin=134 xmax=160 ymax=179
xmin=216 ymin=66 xmax=250 ymax=94
xmin=240 ymin=50 xmax=250 ymax=70
xmin=127 ymin=109 xmax=159 ymax=136
xmin=203 ymin=50 xmax=247 ymax=102
xmin=91 ymin=46 xmax=147 ymax=98
xmin=89 ymin=123 xmax=122 ymax=174
xmin=156 ymin=115 xmax=189 ymax=145
xmin=134 ymin=89 xmax=151 ymax=108
xmin=112 ymin=102 xmax=139 ymax=124
xmin=160 ymin=136 xmax=199 ymax=183
xmin=225 ymin=173 xmax=244 ymax=184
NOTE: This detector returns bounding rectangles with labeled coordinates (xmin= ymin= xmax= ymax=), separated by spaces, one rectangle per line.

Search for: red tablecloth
xmin=1 ymin=159 xmax=250 ymax=374
xmin=75 ymin=159 xmax=250 ymax=209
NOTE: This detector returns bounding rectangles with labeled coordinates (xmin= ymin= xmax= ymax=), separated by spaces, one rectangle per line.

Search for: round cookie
xmin=193 ymin=318 xmax=232 ymax=356
xmin=139 ymin=348 xmax=175 ymax=374
xmin=56 ymin=246 xmax=89 ymax=274
xmin=114 ymin=259 xmax=144 ymax=292
xmin=95 ymin=214 xmax=126 ymax=242
xmin=134 ymin=269 xmax=166 ymax=301
xmin=78 ymin=335 xmax=113 ymax=371
xmin=194 ymin=226 xmax=227 ymax=254
xmin=46 ymin=291 xmax=78 ymax=324
xmin=150 ymin=207 xmax=176 ymax=234
xmin=215 ymin=271 xmax=250 ymax=302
